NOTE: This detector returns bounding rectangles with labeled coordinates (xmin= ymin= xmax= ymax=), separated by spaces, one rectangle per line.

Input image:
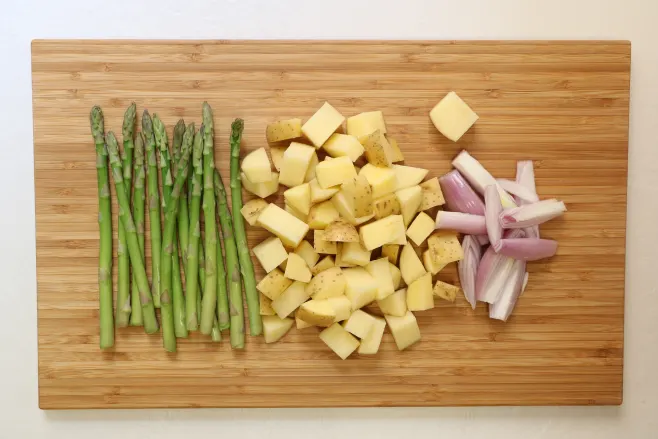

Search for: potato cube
xmin=393 ymin=165 xmax=429 ymax=191
xmin=257 ymin=268 xmax=293 ymax=300
xmin=430 ymin=91 xmax=479 ymax=142
xmin=358 ymin=316 xmax=386 ymax=354
xmin=284 ymin=183 xmax=311 ymax=215
xmin=341 ymin=174 xmax=373 ymax=217
xmin=262 ymin=315 xmax=294 ymax=343
xmin=343 ymin=267 xmax=378 ymax=310
xmin=253 ymin=237 xmax=288 ymax=273
xmin=381 ymin=244 xmax=400 ymax=265
xmin=304 ymin=151 xmax=319 ymax=183
xmin=296 ymin=314 xmax=314 ymax=330
xmin=389 ymin=263 xmax=402 ymax=290
xmin=347 ymin=110 xmax=387 ymax=138
xmin=331 ymin=191 xmax=374 ymax=226
xmin=359 ymin=214 xmax=406 ymax=251
xmin=311 ymin=255 xmax=335 ymax=275
xmin=359 ymin=164 xmax=397 ymax=199
xmin=271 ymin=281 xmax=311 ymax=318
xmin=269 ymin=146 xmax=285 ymax=171
xmin=242 ymin=171 xmax=279 ymax=199
xmin=359 ymin=129 xmax=394 ymax=167
xmin=315 ymin=156 xmax=357 ymax=189
xmin=285 ymin=203 xmax=308 ymax=222
xmin=387 ymin=137 xmax=404 ymax=163
xmin=428 ymin=230 xmax=464 ymax=265
xmin=334 ymin=243 xmax=355 ymax=268
xmin=385 ymin=311 xmax=421 ymax=351
xmin=399 ymin=243 xmax=427 ymax=286
xmin=266 ymin=118 xmax=302 ymax=143
xmin=313 ymin=230 xmax=337 ymax=255
xmin=240 ymin=198 xmax=268 ymax=226
xmin=343 ymin=309 xmax=377 ymax=339
xmin=306 ymin=266 xmax=346 ymax=299
xmin=377 ymin=288 xmax=407 ymax=317
xmin=324 ymin=219 xmax=359 ymax=242
xmin=433 ymin=280 xmax=461 ymax=302
xmin=406 ymin=272 xmax=434 ymax=311
xmin=302 ymin=102 xmax=345 ymax=148
xmin=309 ymin=178 xmax=340 ymax=204
xmin=284 ymin=253 xmax=312 ymax=283
xmin=341 ymin=241 xmax=372 ymax=267
xmin=406 ymin=212 xmax=435 ymax=246
xmin=241 ymin=147 xmax=272 ymax=183
xmin=327 ymin=296 xmax=352 ymax=322
xmin=322 ymin=133 xmax=364 ymax=162
xmin=396 ymin=185 xmax=422 ymax=226
xmin=373 ymin=193 xmax=401 ymax=219
xmin=294 ymin=240 xmax=320 ymax=269
xmin=423 ymin=250 xmax=446 ymax=275
xmin=257 ymin=203 xmax=309 ymax=248
xmin=259 ymin=293 xmax=275 ymax=316
xmin=319 ymin=323 xmax=360 ymax=360
xmin=308 ymin=200 xmax=340 ymax=230
xmin=364 ymin=257 xmax=394 ymax=300
xmin=297 ymin=299 xmax=336 ymax=327
xmin=419 ymin=177 xmax=445 ymax=210
xmin=279 ymin=142 xmax=316 ymax=187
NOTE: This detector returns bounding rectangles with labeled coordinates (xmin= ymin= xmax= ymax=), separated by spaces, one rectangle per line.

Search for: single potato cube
xmin=433 ymin=280 xmax=461 ymax=302
xmin=399 ymin=243 xmax=427 ymax=286
xmin=358 ymin=316 xmax=386 ymax=354
xmin=269 ymin=146 xmax=286 ymax=172
xmin=279 ymin=142 xmax=316 ymax=187
xmin=428 ymin=230 xmax=464 ymax=265
xmin=359 ymin=214 xmax=406 ymax=251
xmin=309 ymin=178 xmax=340 ymax=204
xmin=312 ymin=255 xmax=336 ymax=275
xmin=323 ymin=133 xmax=365 ymax=162
xmin=430 ymin=91 xmax=479 ymax=142
xmin=406 ymin=272 xmax=434 ymax=311
xmin=242 ymin=171 xmax=279 ymax=199
xmin=359 ymin=129 xmax=394 ymax=168
xmin=327 ymin=296 xmax=352 ymax=322
xmin=406 ymin=212 xmax=435 ymax=246
xmin=284 ymin=182 xmax=311 ymax=215
xmin=324 ymin=219 xmax=359 ymax=243
xmin=359 ymin=164 xmax=397 ymax=199
xmin=366 ymin=257 xmax=395 ymax=300
xmin=314 ymin=230 xmax=337 ymax=255
xmin=319 ymin=323 xmax=360 ymax=360
xmin=393 ymin=164 xmax=429 ymax=191
xmin=389 ymin=262 xmax=402 ymax=290
xmin=297 ymin=299 xmax=336 ymax=327
xmin=343 ymin=309 xmax=378 ymax=339
xmin=296 ymin=314 xmax=314 ymax=330
xmin=387 ymin=137 xmax=404 ymax=163
xmin=253 ymin=236 xmax=288 ymax=273
xmin=341 ymin=241 xmax=372 ymax=267
xmin=306 ymin=266 xmax=346 ymax=300
xmin=284 ymin=252 xmax=312 ymax=283
xmin=257 ymin=203 xmax=309 ymax=248
xmin=294 ymin=240 xmax=320 ymax=269
xmin=304 ymin=151 xmax=319 ymax=183
xmin=271 ymin=281 xmax=311 ymax=319
xmin=377 ymin=288 xmax=407 ymax=317
xmin=262 ymin=315 xmax=294 ymax=343
xmin=285 ymin=203 xmax=308 ymax=222
xmin=381 ymin=244 xmax=400 ymax=265
xmin=331 ymin=191 xmax=374 ymax=226
xmin=343 ymin=267 xmax=378 ymax=310
xmin=257 ymin=268 xmax=293 ymax=300
xmin=315 ymin=156 xmax=357 ymax=189
xmin=341 ymin=174 xmax=373 ymax=217
xmin=423 ymin=250 xmax=446 ymax=275
xmin=240 ymin=198 xmax=268 ymax=226
xmin=385 ymin=311 xmax=421 ymax=351
xmin=266 ymin=118 xmax=302 ymax=143
xmin=302 ymin=102 xmax=345 ymax=148
xmin=373 ymin=193 xmax=402 ymax=219
xmin=419 ymin=177 xmax=445 ymax=210
xmin=347 ymin=110 xmax=387 ymax=138
xmin=260 ymin=293 xmax=275 ymax=316
xmin=308 ymin=200 xmax=340 ymax=230
xmin=241 ymin=147 xmax=273 ymax=183
xmin=396 ymin=185 xmax=422 ymax=226
xmin=334 ymin=243 xmax=356 ymax=268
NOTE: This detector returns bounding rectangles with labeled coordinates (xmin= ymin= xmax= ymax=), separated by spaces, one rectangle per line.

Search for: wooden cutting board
xmin=32 ymin=40 xmax=630 ymax=409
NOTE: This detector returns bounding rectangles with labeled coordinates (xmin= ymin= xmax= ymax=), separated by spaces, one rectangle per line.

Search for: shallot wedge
xmin=489 ymin=259 xmax=526 ymax=322
xmin=451 ymin=150 xmax=517 ymax=208
xmin=496 ymin=178 xmax=539 ymax=203
xmin=484 ymin=185 xmax=503 ymax=248
xmin=500 ymin=199 xmax=566 ymax=229
xmin=475 ymin=229 xmax=524 ymax=304
xmin=458 ymin=235 xmax=482 ymax=309
xmin=439 ymin=170 xmax=485 ymax=215
xmin=494 ymin=238 xmax=558 ymax=261
xmin=435 ymin=211 xmax=486 ymax=235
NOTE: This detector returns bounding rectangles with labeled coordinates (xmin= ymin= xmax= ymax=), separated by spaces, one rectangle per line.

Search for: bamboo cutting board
xmin=32 ymin=40 xmax=630 ymax=409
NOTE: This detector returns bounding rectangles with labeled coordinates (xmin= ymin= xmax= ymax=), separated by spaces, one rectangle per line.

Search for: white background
xmin=2 ymin=0 xmax=657 ymax=437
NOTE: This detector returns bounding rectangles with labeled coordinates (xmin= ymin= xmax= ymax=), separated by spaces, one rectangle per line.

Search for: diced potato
xmin=311 ymin=255 xmax=335 ymax=275
xmin=359 ymin=129 xmax=394 ymax=167
xmin=262 ymin=315 xmax=294 ymax=343
xmin=269 ymin=146 xmax=286 ymax=172
xmin=308 ymin=200 xmax=340 ymax=230
xmin=322 ymin=133 xmax=365 ymax=162
xmin=429 ymin=91 xmax=479 ymax=142
xmin=358 ymin=316 xmax=386 ymax=354
xmin=315 ymin=156 xmax=357 ymax=189
xmin=343 ymin=309 xmax=377 ymax=338
xmin=359 ymin=164 xmax=397 ymax=199
xmin=309 ymin=178 xmax=340 ymax=204
xmin=297 ymin=299 xmax=336 ymax=327
xmin=334 ymin=243 xmax=355 ymax=268
xmin=266 ymin=118 xmax=302 ymax=143
xmin=271 ymin=281 xmax=311 ymax=318
xmin=253 ymin=236 xmax=288 ymax=273
xmin=284 ymin=253 xmax=312 ymax=283
xmin=302 ymin=102 xmax=345 ymax=148
xmin=373 ymin=193 xmax=401 ymax=219
xmin=304 ymin=151 xmax=319 ymax=183
xmin=324 ymin=219 xmax=359 ymax=242
xmin=279 ymin=259 xmax=287 ymax=271
xmin=313 ymin=230 xmax=337 ymax=255
xmin=240 ymin=198 xmax=268 ymax=226
xmin=419 ymin=177 xmax=445 ymax=210
xmin=241 ymin=147 xmax=273 ymax=183
xmin=284 ymin=182 xmax=311 ymax=215
xmin=389 ymin=262 xmax=402 ymax=290
xmin=387 ymin=137 xmax=404 ymax=163
xmin=393 ymin=165 xmax=429 ymax=191
xmin=366 ymin=257 xmax=395 ymax=300
xmin=347 ymin=110 xmax=387 ymax=138
xmin=406 ymin=272 xmax=434 ymax=311
xmin=399 ymin=243 xmax=427 ymax=285
xmin=343 ymin=267 xmax=378 ymax=310
xmin=396 ymin=185 xmax=422 ymax=226
xmin=295 ymin=314 xmax=314 ymax=330
xmin=341 ymin=241 xmax=372 ymax=266
xmin=285 ymin=203 xmax=308 ymax=222
xmin=331 ymin=191 xmax=374 ymax=226
xmin=428 ymin=230 xmax=464 ymax=265
xmin=257 ymin=203 xmax=309 ymax=248
xmin=359 ymin=214 xmax=406 ymax=251
xmin=377 ymin=288 xmax=407 ymax=317
xmin=306 ymin=266 xmax=346 ymax=299
xmin=319 ymin=323 xmax=360 ymax=360
xmin=341 ymin=174 xmax=373 ymax=217
xmin=381 ymin=244 xmax=400 ymax=265
xmin=259 ymin=293 xmax=275 ymax=316
xmin=423 ymin=250 xmax=446 ymax=275
xmin=406 ymin=212 xmax=435 ymax=246
xmin=279 ymin=142 xmax=316 ymax=187
xmin=242 ymin=171 xmax=279 ymax=198
xmin=433 ymin=280 xmax=461 ymax=302
xmin=294 ymin=240 xmax=320 ymax=269
xmin=257 ymin=268 xmax=293 ymax=300
xmin=385 ymin=311 xmax=421 ymax=351
xmin=327 ymin=296 xmax=352 ymax=322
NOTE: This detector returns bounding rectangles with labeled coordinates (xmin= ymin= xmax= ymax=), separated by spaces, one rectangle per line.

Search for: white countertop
xmin=2 ymin=0 xmax=657 ymax=437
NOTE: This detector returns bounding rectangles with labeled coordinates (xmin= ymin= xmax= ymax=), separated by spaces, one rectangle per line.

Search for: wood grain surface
xmin=32 ymin=40 xmax=630 ymax=409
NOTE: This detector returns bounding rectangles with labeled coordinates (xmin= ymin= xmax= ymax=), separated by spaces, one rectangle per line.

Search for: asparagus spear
xmin=214 ymin=169 xmax=242 ymax=345
xmin=171 ymin=119 xmax=188 ymax=339
xmin=130 ymin=133 xmax=146 ymax=326
xmin=116 ymin=103 xmax=136 ymax=327
xmin=230 ymin=118 xmax=262 ymax=337
xmin=105 ymin=132 xmax=159 ymax=334
xmin=89 ymin=106 xmax=114 ymax=349
xmin=142 ymin=111 xmax=162 ymax=308
xmin=185 ymin=125 xmax=202 ymax=331
xmin=173 ymin=120 xmax=189 ymax=264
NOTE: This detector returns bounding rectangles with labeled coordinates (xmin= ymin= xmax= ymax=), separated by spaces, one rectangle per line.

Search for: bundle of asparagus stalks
xmin=90 ymin=102 xmax=261 ymax=352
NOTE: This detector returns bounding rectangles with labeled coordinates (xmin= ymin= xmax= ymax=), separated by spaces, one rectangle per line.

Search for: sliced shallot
xmin=475 ymin=229 xmax=524 ymax=304
xmin=500 ymin=199 xmax=566 ymax=229
xmin=515 ymin=160 xmax=540 ymax=237
xmin=451 ymin=150 xmax=517 ymax=208
xmin=458 ymin=235 xmax=481 ymax=309
xmin=494 ymin=238 xmax=558 ymax=261
xmin=439 ymin=170 xmax=485 ymax=215
xmin=496 ymin=178 xmax=539 ymax=203
xmin=435 ymin=211 xmax=486 ymax=235
xmin=489 ymin=259 xmax=526 ymax=322
xmin=484 ymin=184 xmax=503 ymax=248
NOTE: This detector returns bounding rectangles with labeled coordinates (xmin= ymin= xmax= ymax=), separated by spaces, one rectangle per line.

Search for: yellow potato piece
xmin=306 ymin=266 xmax=346 ymax=300
xmin=308 ymin=200 xmax=340 ymax=230
xmin=257 ymin=268 xmax=293 ymax=301
xmin=284 ymin=183 xmax=311 ymax=215
xmin=279 ymin=142 xmax=316 ymax=187
xmin=322 ymin=133 xmax=364 ymax=162
xmin=304 ymin=151 xmax=319 ymax=183
xmin=385 ymin=311 xmax=421 ymax=351
xmin=346 ymin=110 xmax=387 ymax=138
xmin=381 ymin=244 xmax=400 ymax=265
xmin=422 ymin=250 xmax=446 ymax=275
xmin=428 ymin=230 xmax=464 ymax=265
xmin=433 ymin=280 xmax=462 ymax=302
xmin=429 ymin=91 xmax=479 ymax=142
xmin=377 ymin=288 xmax=407 ymax=317
xmin=302 ymin=102 xmax=345 ymax=148
xmin=334 ymin=243 xmax=356 ymax=268
xmin=343 ymin=309 xmax=378 ymax=339
xmin=257 ymin=203 xmax=309 ymax=248
xmin=366 ymin=257 xmax=395 ymax=300
xmin=359 ymin=129 xmax=394 ymax=168
xmin=389 ymin=262 xmax=402 ymax=290
xmin=406 ymin=211 xmax=435 ymax=246
xmin=285 ymin=203 xmax=308 ymax=222
xmin=331 ymin=191 xmax=374 ymax=226
xmin=315 ymin=156 xmax=357 ymax=189
xmin=240 ymin=198 xmax=268 ymax=226
xmin=262 ymin=315 xmax=294 ymax=343
xmin=271 ymin=281 xmax=311 ymax=319
xmin=340 ymin=241 xmax=372 ymax=267
xmin=297 ymin=299 xmax=336 ymax=327
xmin=313 ymin=230 xmax=337 ymax=255
xmin=387 ymin=137 xmax=404 ymax=163
xmin=399 ymin=243 xmax=427 ymax=286
xmin=259 ymin=293 xmax=275 ymax=316
xmin=406 ymin=272 xmax=434 ymax=311
xmin=253 ymin=236 xmax=288 ymax=274
xmin=396 ymin=185 xmax=422 ymax=227
xmin=358 ymin=316 xmax=386 ymax=354
xmin=241 ymin=147 xmax=273 ymax=183
xmin=311 ymin=255 xmax=336 ymax=275
xmin=284 ymin=252 xmax=312 ymax=283
xmin=266 ymin=118 xmax=302 ymax=143
xmin=324 ymin=218 xmax=360 ymax=242
xmin=342 ymin=267 xmax=378 ymax=310
xmin=359 ymin=214 xmax=406 ymax=251
xmin=393 ymin=164 xmax=428 ymax=191
xmin=294 ymin=240 xmax=320 ymax=269
xmin=419 ymin=177 xmax=445 ymax=210
xmin=309 ymin=178 xmax=340 ymax=204
xmin=341 ymin=174 xmax=373 ymax=217
xmin=359 ymin=164 xmax=397 ymax=199
xmin=242 ymin=171 xmax=279 ymax=199
xmin=319 ymin=323 xmax=360 ymax=360
xmin=373 ymin=193 xmax=401 ymax=219
xmin=269 ymin=146 xmax=286 ymax=172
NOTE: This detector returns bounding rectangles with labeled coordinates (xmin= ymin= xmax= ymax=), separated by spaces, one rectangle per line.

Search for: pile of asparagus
xmin=90 ymin=102 xmax=261 ymax=352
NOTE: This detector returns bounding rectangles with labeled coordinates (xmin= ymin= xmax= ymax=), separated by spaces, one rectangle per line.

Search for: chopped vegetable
xmin=429 ymin=91 xmax=478 ymax=142
xmin=435 ymin=211 xmax=486 ymax=235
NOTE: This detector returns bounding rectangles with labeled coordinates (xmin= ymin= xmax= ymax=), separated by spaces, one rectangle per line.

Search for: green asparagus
xmin=173 ymin=120 xmax=189 ymax=264
xmin=142 ymin=110 xmax=162 ymax=308
xmin=185 ymin=125 xmax=202 ymax=331
xmin=130 ymin=133 xmax=146 ymax=326
xmin=171 ymin=119 xmax=188 ymax=339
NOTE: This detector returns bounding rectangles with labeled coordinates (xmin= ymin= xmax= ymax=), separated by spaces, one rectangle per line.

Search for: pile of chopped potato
xmin=240 ymin=102 xmax=464 ymax=359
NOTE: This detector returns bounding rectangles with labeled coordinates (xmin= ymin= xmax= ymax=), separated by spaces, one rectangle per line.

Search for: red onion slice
xmin=458 ymin=235 xmax=482 ymax=309
xmin=435 ymin=211 xmax=486 ymax=234
xmin=451 ymin=150 xmax=517 ymax=208
xmin=500 ymin=199 xmax=566 ymax=228
xmin=484 ymin=185 xmax=503 ymax=248
xmin=489 ymin=259 xmax=526 ymax=321
xmin=494 ymin=238 xmax=558 ymax=261
xmin=475 ymin=229 xmax=524 ymax=304
xmin=496 ymin=178 xmax=539 ymax=203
